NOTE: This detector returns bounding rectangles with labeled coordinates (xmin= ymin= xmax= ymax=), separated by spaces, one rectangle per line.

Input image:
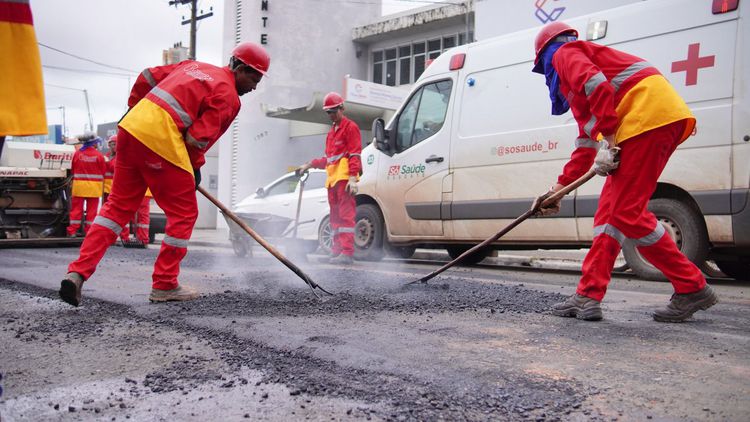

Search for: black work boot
xmin=59 ymin=272 xmax=84 ymax=307
xmin=652 ymin=285 xmax=718 ymax=323
xmin=551 ymin=294 xmax=603 ymax=321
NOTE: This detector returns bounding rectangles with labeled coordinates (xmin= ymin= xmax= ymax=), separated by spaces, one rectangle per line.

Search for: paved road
xmin=0 ymin=244 xmax=748 ymax=421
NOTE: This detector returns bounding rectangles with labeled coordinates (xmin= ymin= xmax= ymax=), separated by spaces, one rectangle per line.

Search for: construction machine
xmin=0 ymin=140 xmax=81 ymax=246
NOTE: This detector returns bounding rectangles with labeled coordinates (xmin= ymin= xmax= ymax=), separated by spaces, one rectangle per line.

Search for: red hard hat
xmin=534 ymin=21 xmax=578 ymax=65
xmin=323 ymin=92 xmax=344 ymax=110
xmin=231 ymin=42 xmax=270 ymax=75
xmin=108 ymin=135 xmax=117 ymax=143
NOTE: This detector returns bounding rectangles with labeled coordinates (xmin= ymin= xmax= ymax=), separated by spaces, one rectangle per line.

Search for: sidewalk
xmin=184 ymin=228 xmax=610 ymax=272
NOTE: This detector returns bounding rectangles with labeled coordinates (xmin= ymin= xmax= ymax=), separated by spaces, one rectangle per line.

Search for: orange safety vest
xmin=71 ymin=148 xmax=106 ymax=198
xmin=310 ymin=117 xmax=363 ymax=188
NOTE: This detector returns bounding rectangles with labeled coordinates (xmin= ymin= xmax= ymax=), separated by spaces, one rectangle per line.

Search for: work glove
xmin=194 ymin=168 xmax=201 ymax=190
xmin=594 ymin=144 xmax=621 ymax=176
xmin=346 ymin=176 xmax=358 ymax=195
xmin=531 ymin=189 xmax=561 ymax=216
xmin=295 ymin=163 xmax=311 ymax=178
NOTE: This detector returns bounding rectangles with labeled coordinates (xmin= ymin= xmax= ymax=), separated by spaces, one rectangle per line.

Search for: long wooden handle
xmin=197 ymin=186 xmax=332 ymax=296
xmin=411 ymin=169 xmax=596 ymax=285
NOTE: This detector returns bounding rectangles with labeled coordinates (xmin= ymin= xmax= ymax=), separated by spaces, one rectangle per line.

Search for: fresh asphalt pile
xmin=0 ymin=247 xmax=606 ymax=421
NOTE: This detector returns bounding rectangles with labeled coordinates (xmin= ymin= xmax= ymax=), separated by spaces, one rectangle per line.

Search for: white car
xmin=228 ymin=169 xmax=331 ymax=257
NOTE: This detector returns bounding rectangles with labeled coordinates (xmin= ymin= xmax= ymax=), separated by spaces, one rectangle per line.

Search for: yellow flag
xmin=0 ymin=0 xmax=47 ymax=136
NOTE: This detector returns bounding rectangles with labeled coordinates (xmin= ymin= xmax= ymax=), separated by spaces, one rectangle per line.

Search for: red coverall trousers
xmin=120 ymin=197 xmax=151 ymax=243
xmin=68 ymin=129 xmax=198 ymax=290
xmin=577 ymin=121 xmax=706 ymax=301
xmin=67 ymin=197 xmax=99 ymax=235
xmin=328 ymin=180 xmax=356 ymax=256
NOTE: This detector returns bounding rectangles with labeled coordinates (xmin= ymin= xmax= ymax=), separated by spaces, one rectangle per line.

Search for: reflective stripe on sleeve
xmin=150 ymin=86 xmax=193 ymax=128
xmin=186 ymin=133 xmax=208 ymax=149
xmin=574 ymin=137 xmax=599 ymax=149
xmin=142 ymin=69 xmax=157 ymax=87
xmin=583 ymin=116 xmax=597 ymax=138
xmin=611 ymin=61 xmax=651 ymax=92
xmin=593 ymin=224 xmax=626 ymax=247
xmin=633 ymin=222 xmax=666 ymax=247
xmin=93 ymin=216 xmax=123 ymax=235
xmin=584 ymin=72 xmax=608 ymax=97
xmin=163 ymin=235 xmax=189 ymax=248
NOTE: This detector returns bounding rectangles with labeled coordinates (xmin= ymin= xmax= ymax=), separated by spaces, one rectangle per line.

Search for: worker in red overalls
xmin=59 ymin=42 xmax=270 ymax=307
xmin=530 ymin=22 xmax=717 ymax=322
xmin=122 ymin=188 xmax=152 ymax=246
xmin=102 ymin=135 xmax=116 ymax=204
xmin=102 ymin=135 xmax=129 ymax=244
xmin=297 ymin=92 xmax=362 ymax=265
xmin=66 ymin=133 xmax=106 ymax=237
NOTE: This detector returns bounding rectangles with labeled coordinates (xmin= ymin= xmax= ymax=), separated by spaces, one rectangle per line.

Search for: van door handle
xmin=425 ymin=156 xmax=444 ymax=163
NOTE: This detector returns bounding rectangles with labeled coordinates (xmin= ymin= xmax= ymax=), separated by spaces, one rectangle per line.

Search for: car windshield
xmin=263 ymin=175 xmax=298 ymax=197
xmin=304 ymin=171 xmax=327 ymax=190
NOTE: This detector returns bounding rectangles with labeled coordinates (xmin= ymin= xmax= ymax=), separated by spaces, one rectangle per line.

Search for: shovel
xmin=408 ymin=169 xmax=596 ymax=285
xmin=197 ymin=186 xmax=333 ymax=298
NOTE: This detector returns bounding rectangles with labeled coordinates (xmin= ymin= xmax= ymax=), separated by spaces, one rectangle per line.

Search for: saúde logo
xmin=387 ymin=163 xmax=426 ymax=179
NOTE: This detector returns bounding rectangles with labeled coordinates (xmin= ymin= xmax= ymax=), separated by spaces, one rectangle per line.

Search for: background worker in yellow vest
xmin=67 ymin=134 xmax=106 ymax=237
xmin=297 ymin=92 xmax=362 ymax=265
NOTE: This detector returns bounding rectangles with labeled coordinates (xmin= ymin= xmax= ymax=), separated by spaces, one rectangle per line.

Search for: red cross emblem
xmin=671 ymin=43 xmax=715 ymax=86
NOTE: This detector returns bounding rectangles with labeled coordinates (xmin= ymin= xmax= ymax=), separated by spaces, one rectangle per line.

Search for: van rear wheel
xmin=621 ymin=198 xmax=708 ymax=281
xmin=353 ymin=204 xmax=385 ymax=261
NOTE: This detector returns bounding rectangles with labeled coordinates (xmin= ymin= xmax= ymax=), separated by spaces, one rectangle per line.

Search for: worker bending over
xmin=59 ymin=42 xmax=270 ymax=306
xmin=531 ymin=22 xmax=717 ymax=322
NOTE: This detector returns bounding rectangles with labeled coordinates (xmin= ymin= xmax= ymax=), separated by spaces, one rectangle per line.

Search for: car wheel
xmin=714 ymin=258 xmax=750 ymax=281
xmin=232 ymin=240 xmax=249 ymax=258
xmin=446 ymin=245 xmax=489 ymax=265
xmin=622 ymin=198 xmax=708 ymax=281
xmin=353 ymin=204 xmax=385 ymax=261
xmin=317 ymin=216 xmax=333 ymax=256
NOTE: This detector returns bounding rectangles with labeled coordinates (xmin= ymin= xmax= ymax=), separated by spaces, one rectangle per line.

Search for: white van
xmin=353 ymin=0 xmax=749 ymax=280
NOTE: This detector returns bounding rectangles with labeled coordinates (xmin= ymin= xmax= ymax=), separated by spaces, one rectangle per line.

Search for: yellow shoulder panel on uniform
xmin=119 ymin=99 xmax=193 ymax=174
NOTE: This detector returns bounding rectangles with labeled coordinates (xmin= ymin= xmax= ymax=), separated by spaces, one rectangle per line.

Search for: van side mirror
xmin=255 ymin=187 xmax=265 ymax=198
xmin=372 ymin=118 xmax=390 ymax=153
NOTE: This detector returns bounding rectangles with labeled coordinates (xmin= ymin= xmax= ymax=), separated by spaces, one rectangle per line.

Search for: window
xmin=399 ymin=45 xmax=411 ymax=85
xmin=385 ymin=48 xmax=397 ymax=86
xmin=395 ymin=79 xmax=452 ymax=152
xmin=264 ymin=175 xmax=298 ymax=197
xmin=371 ymin=33 xmax=470 ymax=86
xmin=304 ymin=171 xmax=327 ymax=190
xmin=372 ymin=51 xmax=383 ymax=84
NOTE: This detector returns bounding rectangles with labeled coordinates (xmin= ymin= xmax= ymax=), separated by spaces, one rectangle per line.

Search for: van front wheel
xmin=353 ymin=204 xmax=385 ymax=261
xmin=621 ymin=198 xmax=708 ymax=281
